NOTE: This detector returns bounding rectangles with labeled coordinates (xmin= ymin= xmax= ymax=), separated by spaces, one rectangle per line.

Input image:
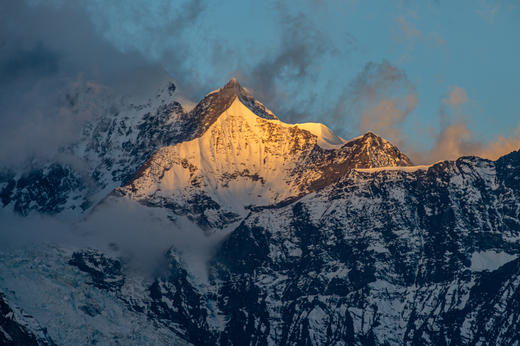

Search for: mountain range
xmin=1 ymin=79 xmax=519 ymax=345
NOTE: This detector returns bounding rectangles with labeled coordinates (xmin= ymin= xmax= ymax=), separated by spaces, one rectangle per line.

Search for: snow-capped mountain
xmin=113 ymin=79 xmax=411 ymax=229
xmin=1 ymin=79 xmax=519 ymax=345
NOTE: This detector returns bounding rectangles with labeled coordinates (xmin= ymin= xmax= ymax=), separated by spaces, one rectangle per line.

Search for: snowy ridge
xmin=294 ymin=122 xmax=347 ymax=149
xmin=355 ymin=164 xmax=432 ymax=173
xmin=115 ymin=97 xmax=320 ymax=227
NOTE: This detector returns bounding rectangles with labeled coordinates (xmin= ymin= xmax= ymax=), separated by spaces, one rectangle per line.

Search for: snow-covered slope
xmin=209 ymin=153 xmax=520 ymax=345
xmin=294 ymin=122 xmax=347 ymax=149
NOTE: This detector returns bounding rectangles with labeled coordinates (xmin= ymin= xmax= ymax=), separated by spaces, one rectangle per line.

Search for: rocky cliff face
xmin=1 ymin=79 xmax=519 ymax=345
xmin=209 ymin=154 xmax=520 ymax=345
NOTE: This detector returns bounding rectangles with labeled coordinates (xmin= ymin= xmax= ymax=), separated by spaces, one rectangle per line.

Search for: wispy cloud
xmin=423 ymin=122 xmax=480 ymax=162
xmin=333 ymin=60 xmax=418 ymax=145
xmin=394 ymin=12 xmax=445 ymax=62
xmin=479 ymin=124 xmax=520 ymax=159
xmin=443 ymin=86 xmax=468 ymax=108
xmin=412 ymin=86 xmax=520 ymax=163
xmin=423 ymin=121 xmax=520 ymax=163
xmin=477 ymin=3 xmax=500 ymax=23
xmin=236 ymin=3 xmax=337 ymax=122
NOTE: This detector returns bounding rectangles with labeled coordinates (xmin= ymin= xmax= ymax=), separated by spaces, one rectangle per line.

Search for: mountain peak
xmin=223 ymin=77 xmax=240 ymax=89
xmin=218 ymin=77 xmax=245 ymax=96
xmin=362 ymin=131 xmax=379 ymax=138
xmin=346 ymin=131 xmax=413 ymax=167
xmin=358 ymin=131 xmax=391 ymax=143
xmin=185 ymin=79 xmax=278 ymax=139
xmin=209 ymin=77 xmax=254 ymax=103
xmin=214 ymin=79 xmax=277 ymax=122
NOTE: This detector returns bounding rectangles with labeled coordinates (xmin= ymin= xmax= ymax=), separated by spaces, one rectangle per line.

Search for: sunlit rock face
xmin=115 ymin=80 xmax=411 ymax=229
xmin=1 ymin=79 xmax=520 ymax=345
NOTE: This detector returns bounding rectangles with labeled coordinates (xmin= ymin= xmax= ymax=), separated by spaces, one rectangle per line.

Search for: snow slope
xmin=294 ymin=122 xmax=347 ymax=149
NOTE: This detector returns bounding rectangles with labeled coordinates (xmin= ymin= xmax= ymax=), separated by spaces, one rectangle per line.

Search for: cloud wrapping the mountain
xmin=0 ymin=1 xmax=172 ymax=167
xmin=0 ymin=198 xmax=219 ymax=280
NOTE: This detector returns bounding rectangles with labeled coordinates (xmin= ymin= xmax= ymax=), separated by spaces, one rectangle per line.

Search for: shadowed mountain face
xmin=1 ymin=80 xmax=520 ymax=345
xmin=211 ymin=154 xmax=520 ymax=345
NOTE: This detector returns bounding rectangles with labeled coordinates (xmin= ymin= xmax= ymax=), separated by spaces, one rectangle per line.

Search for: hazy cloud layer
xmin=0 ymin=1 xmax=171 ymax=166
xmin=0 ymin=198 xmax=224 ymax=281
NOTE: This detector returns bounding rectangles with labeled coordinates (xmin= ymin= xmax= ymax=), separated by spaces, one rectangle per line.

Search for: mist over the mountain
xmin=0 ymin=197 xmax=219 ymax=284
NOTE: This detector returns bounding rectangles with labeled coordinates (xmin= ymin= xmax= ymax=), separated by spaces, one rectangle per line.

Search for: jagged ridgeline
xmin=1 ymin=79 xmax=519 ymax=345
xmin=1 ymin=78 xmax=411 ymax=218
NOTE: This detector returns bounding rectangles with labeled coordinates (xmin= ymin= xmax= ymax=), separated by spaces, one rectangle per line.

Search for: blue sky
xmin=1 ymin=0 xmax=519 ymax=163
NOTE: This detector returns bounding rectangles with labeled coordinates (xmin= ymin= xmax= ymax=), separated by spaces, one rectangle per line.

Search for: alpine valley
xmin=1 ymin=79 xmax=519 ymax=345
